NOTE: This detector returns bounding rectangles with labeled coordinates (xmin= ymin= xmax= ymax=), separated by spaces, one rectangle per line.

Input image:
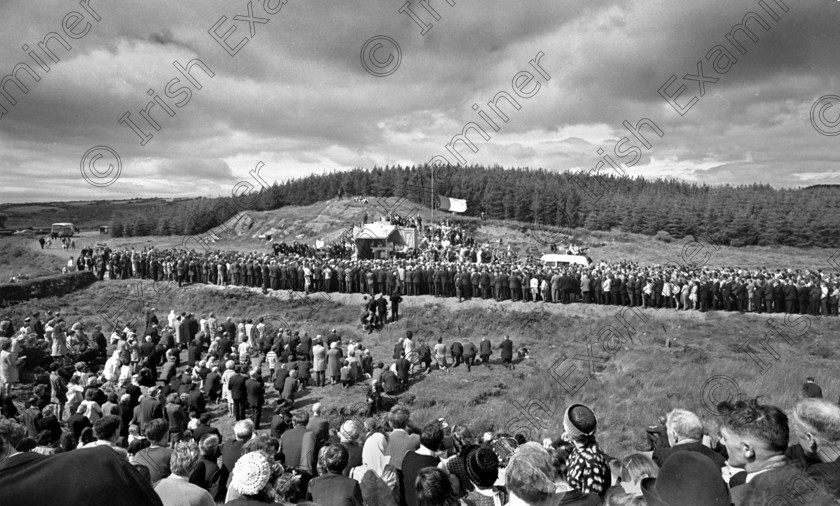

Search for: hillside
xmin=13 ymin=196 xmax=839 ymax=274
xmin=86 ymin=165 xmax=840 ymax=248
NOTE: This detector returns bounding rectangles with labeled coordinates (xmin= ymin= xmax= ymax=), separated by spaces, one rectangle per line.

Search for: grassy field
xmin=0 ymin=237 xmax=70 ymax=282
xmin=0 ymin=198 xmax=177 ymax=231
xmin=4 ymin=199 xmax=840 ymax=458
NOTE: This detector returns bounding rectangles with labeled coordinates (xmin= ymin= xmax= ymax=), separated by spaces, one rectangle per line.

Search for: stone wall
xmin=0 ymin=271 xmax=97 ymax=306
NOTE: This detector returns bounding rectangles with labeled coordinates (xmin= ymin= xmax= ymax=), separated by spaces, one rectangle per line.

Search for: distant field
xmin=0 ymin=198 xmax=175 ymax=230
xmin=5 ymin=278 xmax=840 ymax=456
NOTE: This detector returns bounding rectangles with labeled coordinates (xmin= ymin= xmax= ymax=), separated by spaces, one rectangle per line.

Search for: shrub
xmin=654 ymin=230 xmax=672 ymax=243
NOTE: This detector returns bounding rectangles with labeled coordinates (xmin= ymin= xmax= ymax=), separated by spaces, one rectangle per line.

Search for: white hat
xmin=231 ymin=451 xmax=271 ymax=496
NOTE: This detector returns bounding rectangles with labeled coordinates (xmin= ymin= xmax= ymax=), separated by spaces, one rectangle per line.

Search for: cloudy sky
xmin=1 ymin=0 xmax=838 ymax=203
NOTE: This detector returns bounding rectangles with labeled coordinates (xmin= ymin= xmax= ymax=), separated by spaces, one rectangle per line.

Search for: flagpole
xmin=431 ymin=166 xmax=434 ymax=226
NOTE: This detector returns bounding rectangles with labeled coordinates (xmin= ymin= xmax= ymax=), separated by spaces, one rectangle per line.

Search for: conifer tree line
xmin=108 ymin=165 xmax=840 ymax=248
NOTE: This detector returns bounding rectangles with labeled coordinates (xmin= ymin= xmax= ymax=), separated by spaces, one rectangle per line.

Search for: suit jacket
xmin=280 ymin=425 xmax=317 ymax=474
xmin=500 ymin=338 xmax=513 ymax=360
xmin=227 ymin=374 xmax=247 ymax=401
xmin=479 ymin=339 xmax=492 ymax=356
xmin=308 ymin=471 xmax=364 ymax=506
xmin=652 ymin=441 xmax=726 ymax=468
xmin=135 ymin=397 xmax=163 ymax=427
xmin=184 ymin=386 xmax=205 ymax=411
xmin=203 ymin=371 xmax=221 ymax=395
xmin=395 ymin=358 xmax=410 ymax=380
xmin=307 ymin=416 xmax=330 ymax=445
xmin=463 ymin=342 xmax=477 ymax=357
xmin=221 ymin=439 xmax=245 ymax=473
xmin=802 ymin=382 xmax=823 ymax=398
xmin=245 ymin=378 xmax=264 ymax=407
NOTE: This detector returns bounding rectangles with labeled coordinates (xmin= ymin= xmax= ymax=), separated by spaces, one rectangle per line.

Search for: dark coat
xmin=500 ymin=338 xmax=514 ymax=360
xmin=227 ymin=374 xmax=247 ymax=401
xmin=307 ymin=471 xmax=364 ymax=506
xmin=245 ymin=378 xmax=265 ymax=407
xmin=395 ymin=358 xmax=411 ymax=381
xmin=652 ymin=441 xmax=726 ymax=469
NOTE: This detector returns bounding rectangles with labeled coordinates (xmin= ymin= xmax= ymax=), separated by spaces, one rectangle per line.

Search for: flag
xmin=437 ymin=195 xmax=467 ymax=213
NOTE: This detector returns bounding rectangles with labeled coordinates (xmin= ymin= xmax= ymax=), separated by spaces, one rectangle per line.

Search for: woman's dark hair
xmin=17 ymin=437 xmax=37 ymax=452
xmin=273 ymin=472 xmax=304 ymax=503
xmin=420 ymin=422 xmax=445 ymax=452
xmin=416 ymin=467 xmax=458 ymax=506
xmin=58 ymin=432 xmax=77 ymax=452
xmin=78 ymin=427 xmax=95 ymax=446
xmin=322 ymin=444 xmax=349 ymax=473
xmin=127 ymin=437 xmax=151 ymax=456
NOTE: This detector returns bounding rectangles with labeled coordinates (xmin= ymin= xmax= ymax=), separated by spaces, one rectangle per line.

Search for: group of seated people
xmin=3 ymin=390 xmax=840 ymax=506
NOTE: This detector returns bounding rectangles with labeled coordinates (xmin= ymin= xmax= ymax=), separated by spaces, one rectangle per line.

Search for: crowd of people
xmin=5 ymin=216 xmax=839 ymax=504
xmin=60 ymin=233 xmax=840 ymax=319
xmin=2 ymin=306 xmax=840 ymax=506
xmin=1 ymin=305 xmax=840 ymax=505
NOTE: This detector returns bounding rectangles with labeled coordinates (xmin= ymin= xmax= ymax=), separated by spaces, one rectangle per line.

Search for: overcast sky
xmin=1 ymin=0 xmax=838 ymax=203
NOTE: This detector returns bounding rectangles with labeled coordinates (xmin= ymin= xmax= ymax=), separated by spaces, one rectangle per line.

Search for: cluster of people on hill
xmin=57 ymin=220 xmax=840 ymax=318
xmin=3 ymin=302 xmax=840 ymax=505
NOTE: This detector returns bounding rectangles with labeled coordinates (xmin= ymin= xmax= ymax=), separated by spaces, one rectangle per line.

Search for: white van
xmin=540 ymin=254 xmax=592 ymax=267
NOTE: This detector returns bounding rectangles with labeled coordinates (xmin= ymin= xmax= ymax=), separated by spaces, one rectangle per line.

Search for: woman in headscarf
xmin=438 ymin=425 xmax=475 ymax=498
xmin=349 ymin=432 xmax=400 ymax=506
xmin=50 ymin=321 xmax=68 ymax=365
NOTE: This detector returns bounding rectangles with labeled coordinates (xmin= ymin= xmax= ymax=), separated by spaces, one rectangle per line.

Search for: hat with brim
xmin=641 ymin=452 xmax=730 ymax=506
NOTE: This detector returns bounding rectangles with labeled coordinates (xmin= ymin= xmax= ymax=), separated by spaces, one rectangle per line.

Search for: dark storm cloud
xmin=0 ymin=0 xmax=838 ymax=202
